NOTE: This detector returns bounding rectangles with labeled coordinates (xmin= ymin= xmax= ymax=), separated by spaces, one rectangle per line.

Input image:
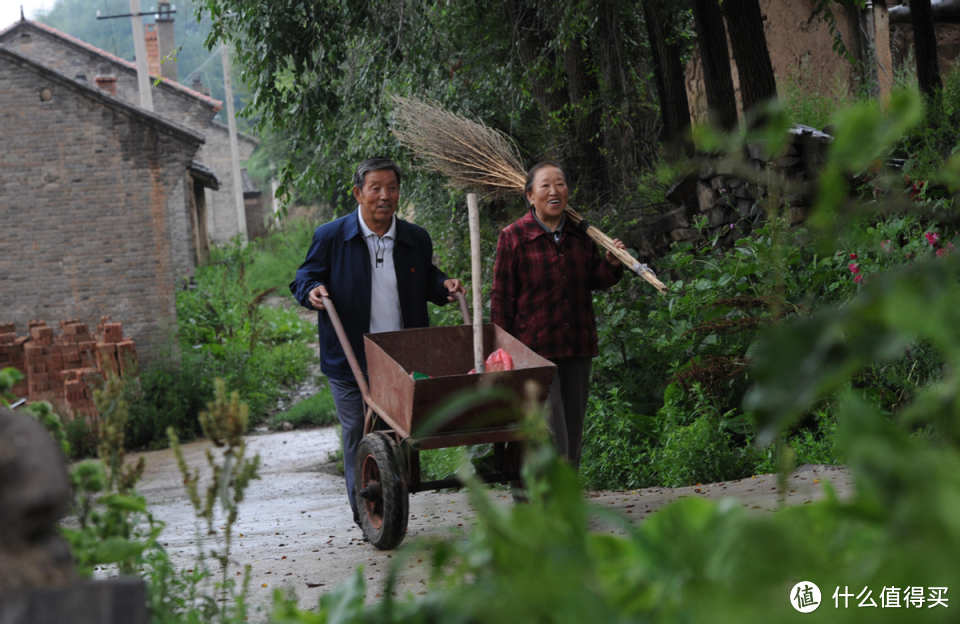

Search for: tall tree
xmin=723 ymin=0 xmax=778 ymax=126
xmin=596 ymin=0 xmax=639 ymax=180
xmin=691 ymin=0 xmax=738 ymax=131
xmin=910 ymin=0 xmax=943 ymax=102
xmin=642 ymin=0 xmax=692 ymax=159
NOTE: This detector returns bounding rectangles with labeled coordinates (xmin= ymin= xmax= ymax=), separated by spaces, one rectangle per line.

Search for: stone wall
xmin=636 ymin=126 xmax=831 ymax=257
xmin=0 ymin=49 xmax=203 ymax=361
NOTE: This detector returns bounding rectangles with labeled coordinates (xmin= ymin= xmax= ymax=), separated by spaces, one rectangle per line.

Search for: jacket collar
xmin=521 ymin=209 xmax=583 ymax=242
xmin=344 ymin=206 xmax=412 ymax=244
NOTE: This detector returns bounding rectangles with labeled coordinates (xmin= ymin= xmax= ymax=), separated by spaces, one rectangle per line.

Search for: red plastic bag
xmin=468 ymin=348 xmax=514 ymax=374
xmin=485 ymin=348 xmax=514 ymax=372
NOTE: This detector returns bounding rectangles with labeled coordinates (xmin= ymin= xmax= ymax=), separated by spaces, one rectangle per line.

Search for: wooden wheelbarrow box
xmin=363 ymin=323 xmax=556 ymax=448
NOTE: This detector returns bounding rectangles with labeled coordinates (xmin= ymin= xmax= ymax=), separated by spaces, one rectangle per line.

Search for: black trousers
xmin=545 ymin=357 xmax=592 ymax=468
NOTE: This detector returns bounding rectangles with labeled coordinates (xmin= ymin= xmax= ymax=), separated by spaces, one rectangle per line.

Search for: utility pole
xmin=221 ymin=42 xmax=248 ymax=242
xmin=128 ymin=0 xmax=153 ymax=110
xmin=97 ymin=0 xmax=161 ymax=111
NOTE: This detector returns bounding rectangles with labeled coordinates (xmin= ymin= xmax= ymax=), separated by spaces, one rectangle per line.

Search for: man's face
xmin=354 ymin=169 xmax=399 ymax=232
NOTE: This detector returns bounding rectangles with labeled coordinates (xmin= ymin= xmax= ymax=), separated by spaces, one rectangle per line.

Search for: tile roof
xmin=0 ymin=18 xmax=223 ymax=111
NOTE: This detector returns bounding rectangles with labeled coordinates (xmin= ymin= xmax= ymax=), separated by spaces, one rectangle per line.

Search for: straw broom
xmin=390 ymin=95 xmax=667 ymax=293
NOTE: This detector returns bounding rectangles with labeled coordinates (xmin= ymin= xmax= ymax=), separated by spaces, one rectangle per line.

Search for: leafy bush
xmin=580 ymin=91 xmax=960 ymax=489
xmin=125 ymin=227 xmax=316 ymax=449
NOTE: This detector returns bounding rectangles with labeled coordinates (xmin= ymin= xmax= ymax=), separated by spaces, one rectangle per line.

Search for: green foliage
xmin=63 ymin=375 xmax=157 ymax=578
xmin=582 ymin=91 xmax=957 ymax=489
xmin=1 ymin=366 xmax=72 ymax=457
xmin=781 ymin=65 xmax=857 ymax=129
xmin=269 ymin=387 xmax=337 ymax=430
xmin=126 ymin=228 xmax=314 ymax=449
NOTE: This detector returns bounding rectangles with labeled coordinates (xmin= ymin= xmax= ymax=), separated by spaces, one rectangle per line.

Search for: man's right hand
xmin=308 ymin=284 xmax=330 ymax=310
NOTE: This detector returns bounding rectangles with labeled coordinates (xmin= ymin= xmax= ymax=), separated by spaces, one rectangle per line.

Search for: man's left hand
xmin=444 ymin=278 xmax=467 ymax=301
xmin=606 ymin=239 xmax=627 ymax=267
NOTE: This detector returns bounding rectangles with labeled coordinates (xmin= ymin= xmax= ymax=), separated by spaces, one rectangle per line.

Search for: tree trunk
xmin=642 ymin=0 xmax=692 ymax=160
xmin=723 ymin=0 xmax=777 ymax=126
xmin=691 ymin=0 xmax=738 ymax=131
xmin=503 ymin=0 xmax=568 ymax=115
xmin=911 ymin=0 xmax=943 ymax=102
xmin=597 ymin=0 xmax=639 ymax=178
xmin=563 ymin=36 xmax=609 ymax=200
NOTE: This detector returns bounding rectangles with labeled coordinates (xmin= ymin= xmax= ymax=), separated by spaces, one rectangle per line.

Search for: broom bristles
xmin=391 ymin=95 xmax=526 ymax=200
xmin=390 ymin=95 xmax=667 ymax=294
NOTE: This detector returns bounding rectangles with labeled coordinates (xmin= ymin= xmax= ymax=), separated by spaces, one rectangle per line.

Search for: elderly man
xmin=290 ymin=157 xmax=464 ymax=528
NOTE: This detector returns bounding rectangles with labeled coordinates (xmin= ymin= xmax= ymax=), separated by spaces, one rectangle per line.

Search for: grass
xmin=269 ymin=387 xmax=338 ymax=430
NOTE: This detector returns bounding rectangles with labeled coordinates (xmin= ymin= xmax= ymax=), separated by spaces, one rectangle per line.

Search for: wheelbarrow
xmin=321 ymin=292 xmax=556 ymax=549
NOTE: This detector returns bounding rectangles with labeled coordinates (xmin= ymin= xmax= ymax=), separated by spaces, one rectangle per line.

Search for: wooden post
xmin=873 ymin=1 xmax=894 ymax=108
xmin=467 ymin=193 xmax=484 ymax=373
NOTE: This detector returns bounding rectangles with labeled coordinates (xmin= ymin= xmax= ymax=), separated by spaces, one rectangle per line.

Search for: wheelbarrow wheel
xmin=355 ymin=431 xmax=408 ymax=549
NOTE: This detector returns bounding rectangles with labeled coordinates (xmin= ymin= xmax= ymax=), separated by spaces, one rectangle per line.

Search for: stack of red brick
xmin=0 ymin=317 xmax=138 ymax=420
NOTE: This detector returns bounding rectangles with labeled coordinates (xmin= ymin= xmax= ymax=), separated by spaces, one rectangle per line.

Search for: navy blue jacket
xmin=290 ymin=211 xmax=451 ymax=382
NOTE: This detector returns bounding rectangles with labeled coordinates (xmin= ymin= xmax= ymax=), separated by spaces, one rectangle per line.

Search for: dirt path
xmin=133 ymin=428 xmax=853 ymax=616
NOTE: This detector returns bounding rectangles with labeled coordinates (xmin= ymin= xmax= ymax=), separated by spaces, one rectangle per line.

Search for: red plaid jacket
xmin=491 ymin=211 xmax=624 ymax=360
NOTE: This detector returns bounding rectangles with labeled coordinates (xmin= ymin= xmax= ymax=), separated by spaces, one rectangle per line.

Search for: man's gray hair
xmin=353 ymin=157 xmax=402 ymax=189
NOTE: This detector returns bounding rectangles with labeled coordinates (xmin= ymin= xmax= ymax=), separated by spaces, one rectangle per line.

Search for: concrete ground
xmin=131 ymin=427 xmax=853 ymax=616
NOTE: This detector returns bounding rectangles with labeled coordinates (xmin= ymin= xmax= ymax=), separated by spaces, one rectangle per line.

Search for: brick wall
xmin=0 ymin=50 xmax=203 ymax=362
xmin=0 ymin=22 xmax=262 ymax=244
xmin=201 ymin=121 xmax=259 ymax=242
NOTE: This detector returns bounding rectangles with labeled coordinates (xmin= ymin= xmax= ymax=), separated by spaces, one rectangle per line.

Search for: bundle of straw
xmin=391 ymin=95 xmax=667 ymax=294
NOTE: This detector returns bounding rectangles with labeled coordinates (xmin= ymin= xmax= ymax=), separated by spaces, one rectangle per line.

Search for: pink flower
xmin=925 ymin=231 xmax=940 ymax=246
xmin=905 ymin=253 xmax=914 ymax=259
xmin=937 ymin=248 xmax=949 ymax=258
xmin=881 ymin=240 xmax=892 ymax=253
xmin=854 ymin=275 xmax=864 ymax=284
xmin=849 ymin=253 xmax=858 ymax=260
xmin=848 ymin=263 xmax=860 ymax=274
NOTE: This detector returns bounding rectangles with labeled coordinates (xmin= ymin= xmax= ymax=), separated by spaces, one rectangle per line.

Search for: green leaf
xmin=90 ymin=537 xmax=147 ymax=565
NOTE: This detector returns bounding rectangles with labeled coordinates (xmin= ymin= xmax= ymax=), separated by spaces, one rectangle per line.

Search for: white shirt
xmin=357 ymin=207 xmax=403 ymax=334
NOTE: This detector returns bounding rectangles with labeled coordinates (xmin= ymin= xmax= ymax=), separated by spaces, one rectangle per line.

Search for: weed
xmin=167 ymin=378 xmax=260 ymax=624
xmin=269 ymin=386 xmax=338 ymax=430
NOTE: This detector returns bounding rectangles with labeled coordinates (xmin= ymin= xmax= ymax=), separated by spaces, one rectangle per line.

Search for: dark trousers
xmin=545 ymin=357 xmax=592 ymax=469
xmin=328 ymin=378 xmax=365 ymax=525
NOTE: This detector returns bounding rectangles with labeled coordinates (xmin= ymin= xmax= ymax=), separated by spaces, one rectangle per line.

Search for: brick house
xmin=0 ymin=45 xmax=211 ymax=360
xmin=0 ymin=18 xmax=262 ymax=247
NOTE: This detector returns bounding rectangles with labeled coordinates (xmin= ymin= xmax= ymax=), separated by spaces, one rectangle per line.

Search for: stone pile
xmin=636 ymin=125 xmax=833 ymax=258
xmin=0 ymin=317 xmax=138 ymax=420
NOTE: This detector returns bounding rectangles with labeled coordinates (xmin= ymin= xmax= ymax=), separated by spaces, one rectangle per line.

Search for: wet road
xmin=133 ymin=428 xmax=852 ymax=615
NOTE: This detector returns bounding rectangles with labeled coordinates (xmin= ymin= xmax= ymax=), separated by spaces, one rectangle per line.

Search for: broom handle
xmin=563 ymin=206 xmax=668 ymax=294
xmin=467 ymin=193 xmax=485 ymax=373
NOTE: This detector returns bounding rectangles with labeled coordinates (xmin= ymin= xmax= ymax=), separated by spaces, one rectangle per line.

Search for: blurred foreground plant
xmin=168 ymin=378 xmax=261 ymax=624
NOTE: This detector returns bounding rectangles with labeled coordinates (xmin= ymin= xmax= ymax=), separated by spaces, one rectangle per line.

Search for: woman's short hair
xmin=353 ymin=157 xmax=403 ymax=189
xmin=524 ymin=161 xmax=566 ymax=195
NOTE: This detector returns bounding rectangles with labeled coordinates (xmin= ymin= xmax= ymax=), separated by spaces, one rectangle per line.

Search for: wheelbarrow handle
xmin=452 ymin=291 xmax=472 ymax=325
xmin=320 ymin=295 xmax=372 ymax=404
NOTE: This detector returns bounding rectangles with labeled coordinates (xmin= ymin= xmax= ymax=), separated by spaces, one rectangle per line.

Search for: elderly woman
xmin=491 ymin=162 xmax=625 ymax=468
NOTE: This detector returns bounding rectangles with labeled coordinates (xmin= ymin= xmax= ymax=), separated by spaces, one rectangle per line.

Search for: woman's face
xmin=526 ymin=166 xmax=568 ymax=223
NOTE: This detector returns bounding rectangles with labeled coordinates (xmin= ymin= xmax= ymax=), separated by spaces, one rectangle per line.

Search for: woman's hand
xmin=605 ymin=239 xmax=627 ymax=266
